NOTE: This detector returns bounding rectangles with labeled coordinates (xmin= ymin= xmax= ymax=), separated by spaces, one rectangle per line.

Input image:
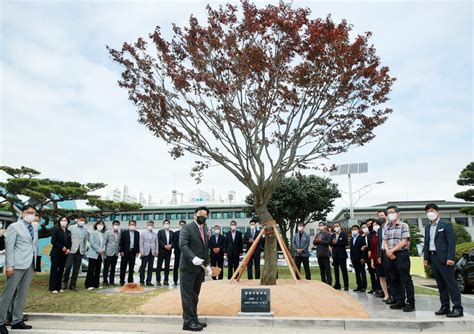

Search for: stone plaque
xmin=241 ymin=288 xmax=271 ymax=313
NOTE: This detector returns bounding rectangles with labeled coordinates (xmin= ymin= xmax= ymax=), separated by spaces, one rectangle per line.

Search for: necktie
xmin=27 ymin=224 xmax=34 ymax=240
xmin=199 ymin=225 xmax=205 ymax=242
xmin=252 ymin=230 xmax=255 ymax=239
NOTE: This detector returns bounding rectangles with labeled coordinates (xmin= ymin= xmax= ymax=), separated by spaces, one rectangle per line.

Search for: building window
xmin=309 ymin=228 xmax=315 ymax=236
xmin=132 ymin=214 xmax=142 ymax=221
xmin=176 ymin=213 xmax=186 ymax=220
xmin=110 ymin=214 xmax=120 ymax=221
xmin=421 ymin=218 xmax=430 ymax=226
xmin=166 ymin=213 xmax=177 ymax=221
xmin=188 ymin=213 xmax=194 ymax=220
xmin=455 ymin=217 xmax=468 ymax=226
xmin=211 ymin=212 xmax=223 ymax=219
xmin=143 ymin=214 xmax=151 ymax=221
xmin=154 ymin=213 xmax=164 ymax=221
xmin=121 ymin=214 xmax=131 ymax=221
xmin=235 ymin=211 xmax=246 ymax=219
xmin=222 ymin=212 xmax=233 ymax=219
xmin=405 ymin=218 xmax=418 ymax=226
xmin=88 ymin=217 xmax=98 ymax=222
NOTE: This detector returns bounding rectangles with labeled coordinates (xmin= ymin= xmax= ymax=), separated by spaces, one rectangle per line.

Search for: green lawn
xmin=0 ymin=265 xmax=437 ymax=314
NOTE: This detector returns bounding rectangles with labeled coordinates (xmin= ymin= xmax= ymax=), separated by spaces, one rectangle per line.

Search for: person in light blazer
xmin=49 ymin=216 xmax=71 ymax=293
xmin=103 ymin=220 xmax=121 ymax=286
xmin=85 ymin=220 xmax=105 ymax=290
xmin=139 ymin=221 xmax=159 ymax=286
xmin=63 ymin=216 xmax=90 ymax=291
xmin=292 ymin=222 xmax=311 ymax=280
xmin=0 ymin=205 xmax=39 ymax=332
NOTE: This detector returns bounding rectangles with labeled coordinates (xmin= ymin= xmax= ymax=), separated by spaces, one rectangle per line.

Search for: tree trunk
xmin=255 ymin=204 xmax=277 ymax=285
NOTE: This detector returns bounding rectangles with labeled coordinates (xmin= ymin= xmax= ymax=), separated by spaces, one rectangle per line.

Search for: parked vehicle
xmin=455 ymin=247 xmax=474 ymax=293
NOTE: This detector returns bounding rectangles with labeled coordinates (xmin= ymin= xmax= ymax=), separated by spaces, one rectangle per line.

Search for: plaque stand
xmin=237 ymin=311 xmax=274 ymax=317
xmin=230 ymin=220 xmax=302 ymax=283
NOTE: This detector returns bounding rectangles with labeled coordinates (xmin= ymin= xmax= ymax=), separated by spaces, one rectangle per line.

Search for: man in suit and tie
xmin=139 ymin=220 xmax=159 ymax=286
xmin=157 ymin=220 xmax=174 ymax=286
xmin=292 ymin=222 xmax=311 ymax=280
xmin=330 ymin=222 xmax=349 ymax=290
xmin=243 ymin=220 xmax=262 ymax=280
xmin=224 ymin=220 xmax=243 ymax=279
xmin=179 ymin=207 xmax=211 ymax=331
xmin=313 ymin=222 xmax=332 ymax=285
xmin=63 ymin=215 xmax=90 ymax=291
xmin=350 ymin=224 xmax=367 ymax=292
xmin=0 ymin=205 xmax=38 ymax=333
xmin=208 ymin=225 xmax=225 ymax=280
xmin=423 ymin=203 xmax=463 ymax=317
xmin=103 ymin=220 xmax=121 ymax=286
xmin=172 ymin=220 xmax=186 ymax=286
xmin=119 ymin=220 xmax=140 ymax=286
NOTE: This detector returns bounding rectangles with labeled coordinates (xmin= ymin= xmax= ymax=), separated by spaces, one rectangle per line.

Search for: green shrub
xmin=453 ymin=223 xmax=472 ymax=244
xmin=456 ymin=242 xmax=474 ymax=262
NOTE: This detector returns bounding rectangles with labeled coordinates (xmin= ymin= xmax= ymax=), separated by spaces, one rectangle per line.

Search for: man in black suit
xmin=208 ymin=225 xmax=225 ymax=280
xmin=330 ymin=222 xmax=349 ymax=290
xmin=119 ymin=220 xmax=140 ymax=286
xmin=157 ymin=220 xmax=174 ymax=286
xmin=224 ymin=220 xmax=243 ymax=279
xmin=179 ymin=207 xmax=210 ymax=332
xmin=243 ymin=220 xmax=262 ymax=279
xmin=350 ymin=225 xmax=367 ymax=292
xmin=313 ymin=222 xmax=332 ymax=285
xmin=172 ymin=220 xmax=186 ymax=286
xmin=423 ymin=203 xmax=463 ymax=317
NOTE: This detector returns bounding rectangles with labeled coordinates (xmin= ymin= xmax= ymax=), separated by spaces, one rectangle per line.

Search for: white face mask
xmin=60 ymin=220 xmax=68 ymax=228
xmin=214 ymin=229 xmax=220 ymax=234
xmin=427 ymin=212 xmax=438 ymax=221
xmin=23 ymin=214 xmax=35 ymax=223
xmin=388 ymin=213 xmax=397 ymax=222
xmin=231 ymin=225 xmax=237 ymax=231
xmin=77 ymin=221 xmax=85 ymax=226
xmin=147 ymin=225 xmax=154 ymax=231
xmin=361 ymin=227 xmax=368 ymax=234
xmin=352 ymin=231 xmax=358 ymax=237
xmin=97 ymin=225 xmax=104 ymax=231
xmin=318 ymin=226 xmax=325 ymax=231
xmin=113 ymin=225 xmax=120 ymax=231
xmin=334 ymin=227 xmax=341 ymax=233
xmin=163 ymin=224 xmax=170 ymax=229
xmin=250 ymin=225 xmax=256 ymax=230
xmin=129 ymin=225 xmax=136 ymax=231
xmin=297 ymin=226 xmax=304 ymax=232
xmin=373 ymin=225 xmax=380 ymax=232
xmin=179 ymin=224 xmax=185 ymax=229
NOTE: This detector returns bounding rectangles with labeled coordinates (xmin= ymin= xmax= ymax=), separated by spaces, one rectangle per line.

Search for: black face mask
xmin=196 ymin=216 xmax=206 ymax=225
xmin=377 ymin=217 xmax=386 ymax=224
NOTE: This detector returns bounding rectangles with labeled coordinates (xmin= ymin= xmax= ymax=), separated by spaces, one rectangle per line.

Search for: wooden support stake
xmin=273 ymin=228 xmax=299 ymax=283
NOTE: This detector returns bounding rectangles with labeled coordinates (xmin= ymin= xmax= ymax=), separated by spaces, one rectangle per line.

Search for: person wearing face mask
xmin=208 ymin=225 xmax=225 ymax=280
xmin=313 ymin=222 xmax=332 ymax=286
xmin=63 ymin=216 xmax=90 ymax=291
xmin=85 ymin=220 xmax=106 ymax=290
xmin=422 ymin=203 xmax=463 ymax=318
xmin=377 ymin=209 xmax=394 ymax=304
xmin=350 ymin=225 xmax=367 ymax=292
xmin=48 ymin=216 xmax=71 ymax=293
xmin=0 ymin=205 xmax=39 ymax=332
xmin=119 ymin=220 xmax=140 ymax=286
xmin=243 ymin=220 xmax=263 ymax=280
xmin=330 ymin=222 xmax=349 ymax=290
xmin=362 ymin=220 xmax=380 ymax=294
xmin=383 ymin=205 xmax=415 ymax=312
xmin=138 ymin=221 xmax=159 ymax=286
xmin=103 ymin=220 xmax=121 ymax=286
xmin=224 ymin=220 xmax=243 ymax=280
xmin=172 ymin=220 xmax=186 ymax=285
xmin=368 ymin=220 xmax=385 ymax=298
xmin=179 ymin=207 xmax=210 ymax=331
xmin=292 ymin=223 xmax=311 ymax=280
xmin=157 ymin=220 xmax=174 ymax=286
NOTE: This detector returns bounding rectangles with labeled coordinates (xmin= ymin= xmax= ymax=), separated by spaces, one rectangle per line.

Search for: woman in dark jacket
xmin=49 ymin=217 xmax=71 ymax=293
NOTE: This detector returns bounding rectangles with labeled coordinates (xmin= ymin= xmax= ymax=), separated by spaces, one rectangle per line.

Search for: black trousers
xmin=295 ymin=256 xmax=311 ymax=280
xmin=318 ymin=257 xmax=332 ymax=285
xmin=227 ymin=254 xmax=240 ymax=279
xmin=333 ymin=257 xmax=349 ymax=288
xmin=247 ymin=254 xmax=261 ymax=279
xmin=353 ymin=261 xmax=367 ymax=289
xmin=157 ymin=252 xmax=171 ymax=283
xmin=431 ymin=252 xmax=463 ymax=311
xmin=368 ymin=260 xmax=381 ymax=291
xmin=382 ymin=253 xmax=393 ymax=297
xmin=119 ymin=251 xmax=137 ymax=284
xmin=49 ymin=254 xmax=67 ymax=291
xmin=387 ymin=250 xmax=415 ymax=305
xmin=173 ymin=252 xmax=181 ymax=284
xmin=139 ymin=253 xmax=155 ymax=284
xmin=85 ymin=257 xmax=102 ymax=288
xmin=103 ymin=255 xmax=118 ymax=284
xmin=180 ymin=269 xmax=205 ymax=324
xmin=210 ymin=254 xmax=224 ymax=280
xmin=63 ymin=250 xmax=83 ymax=288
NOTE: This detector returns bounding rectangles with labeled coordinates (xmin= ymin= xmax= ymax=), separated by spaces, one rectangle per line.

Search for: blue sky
xmin=0 ymin=0 xmax=472 ymax=218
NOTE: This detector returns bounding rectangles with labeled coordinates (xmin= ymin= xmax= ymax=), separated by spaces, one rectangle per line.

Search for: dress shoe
xmin=11 ymin=321 xmax=32 ymax=330
xmin=446 ymin=309 xmax=463 ymax=318
xmin=0 ymin=324 xmax=8 ymax=334
xmin=103 ymin=282 xmax=109 ymax=287
xmin=110 ymin=283 xmax=117 ymax=287
xmin=344 ymin=287 xmax=349 ymax=291
xmin=183 ymin=321 xmax=203 ymax=331
xmin=359 ymin=288 xmax=366 ymax=292
xmin=333 ymin=285 xmax=341 ymax=290
xmin=374 ymin=291 xmax=384 ymax=298
xmin=146 ymin=282 xmax=154 ymax=287
xmin=139 ymin=281 xmax=145 ymax=286
xmin=174 ymin=281 xmax=178 ymax=286
xmin=353 ymin=288 xmax=361 ymax=292
xmin=163 ymin=281 xmax=169 ymax=286
xmin=61 ymin=282 xmax=68 ymax=290
xmin=390 ymin=303 xmax=405 ymax=310
xmin=367 ymin=289 xmax=375 ymax=294
xmin=385 ymin=298 xmax=396 ymax=305
xmin=403 ymin=304 xmax=415 ymax=312
xmin=196 ymin=320 xmax=207 ymax=328
xmin=435 ymin=306 xmax=450 ymax=315
xmin=156 ymin=282 xmax=162 ymax=286
xmin=69 ymin=286 xmax=79 ymax=291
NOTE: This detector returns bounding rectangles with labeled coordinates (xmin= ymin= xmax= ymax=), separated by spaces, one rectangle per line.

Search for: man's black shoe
xmin=110 ymin=283 xmax=117 ymax=287
xmin=174 ymin=281 xmax=178 ymax=286
xmin=333 ymin=285 xmax=341 ymax=290
xmin=196 ymin=320 xmax=207 ymax=328
xmin=163 ymin=281 xmax=169 ymax=286
xmin=446 ymin=309 xmax=464 ymax=318
xmin=435 ymin=306 xmax=450 ymax=315
xmin=403 ymin=304 xmax=415 ymax=312
xmin=11 ymin=321 xmax=32 ymax=330
xmin=359 ymin=288 xmax=366 ymax=293
xmin=367 ymin=289 xmax=375 ymax=294
xmin=183 ymin=321 xmax=203 ymax=331
xmin=353 ymin=288 xmax=361 ymax=292
xmin=344 ymin=287 xmax=349 ymax=291
xmin=389 ymin=303 xmax=405 ymax=310
xmin=0 ymin=324 xmax=8 ymax=334
xmin=146 ymin=282 xmax=154 ymax=287
xmin=69 ymin=286 xmax=78 ymax=291
xmin=374 ymin=291 xmax=384 ymax=298
xmin=385 ymin=298 xmax=396 ymax=305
